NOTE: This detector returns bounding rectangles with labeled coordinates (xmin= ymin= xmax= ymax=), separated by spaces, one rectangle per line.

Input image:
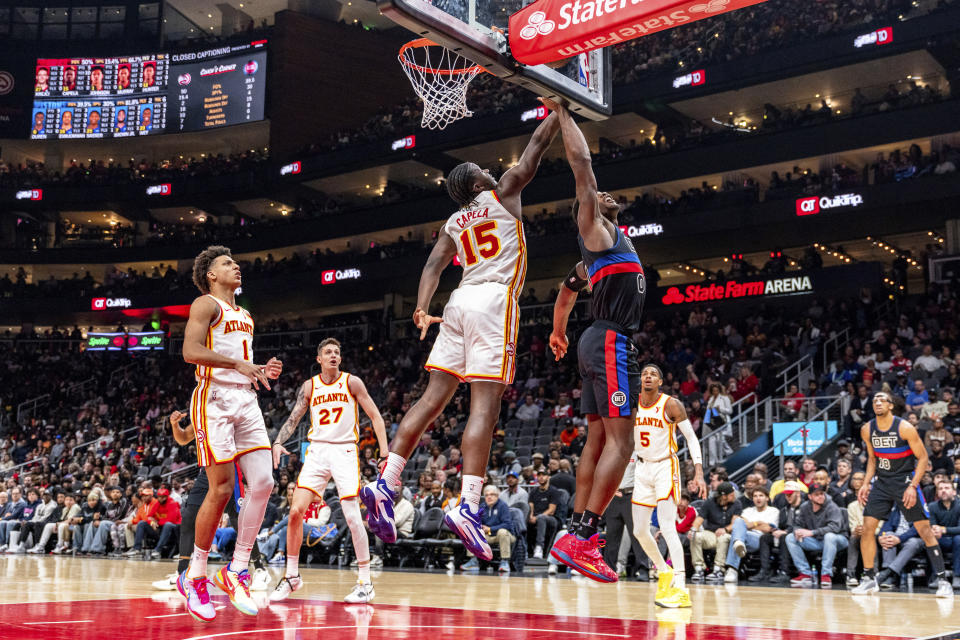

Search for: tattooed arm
xmin=272 ymin=379 xmax=311 ymax=469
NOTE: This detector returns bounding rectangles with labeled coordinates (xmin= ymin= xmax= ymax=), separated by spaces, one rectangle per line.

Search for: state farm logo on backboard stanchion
xmin=519 ymin=11 xmax=556 ymax=40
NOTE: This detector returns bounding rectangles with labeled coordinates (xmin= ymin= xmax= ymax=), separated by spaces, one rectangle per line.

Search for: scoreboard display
xmin=30 ymin=41 xmax=266 ymax=140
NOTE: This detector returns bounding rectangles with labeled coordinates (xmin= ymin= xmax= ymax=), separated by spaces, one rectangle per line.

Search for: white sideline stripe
xmin=146 ymin=606 xmax=226 ymax=619
xmin=25 ymin=620 xmax=93 ymax=625
xmin=182 ymin=625 xmax=630 ymax=640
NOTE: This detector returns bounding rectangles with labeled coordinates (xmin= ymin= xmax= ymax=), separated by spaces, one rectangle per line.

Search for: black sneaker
xmin=691 ymin=567 xmax=706 ymax=583
xmin=878 ymin=570 xmax=897 ymax=591
xmin=769 ymin=571 xmax=790 ymax=584
xmin=748 ymin=570 xmax=770 ymax=583
xmin=705 ymin=568 xmax=724 ymax=583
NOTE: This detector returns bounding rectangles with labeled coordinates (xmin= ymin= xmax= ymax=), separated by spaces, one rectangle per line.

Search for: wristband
xmin=563 ymin=265 xmax=589 ymax=292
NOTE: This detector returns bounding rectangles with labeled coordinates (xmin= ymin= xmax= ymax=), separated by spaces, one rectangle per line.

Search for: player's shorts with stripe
xmin=632 ymin=455 xmax=681 ymax=507
xmin=577 ymin=320 xmax=640 ymax=418
xmin=425 ymin=281 xmax=519 ymax=384
xmin=863 ymin=475 xmax=929 ymax=522
xmin=191 ymin=381 xmax=269 ymax=466
xmin=297 ymin=442 xmax=361 ymax=500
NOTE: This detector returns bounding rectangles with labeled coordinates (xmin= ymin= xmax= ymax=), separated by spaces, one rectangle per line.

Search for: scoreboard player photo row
xmin=29 ymin=40 xmax=267 ymax=140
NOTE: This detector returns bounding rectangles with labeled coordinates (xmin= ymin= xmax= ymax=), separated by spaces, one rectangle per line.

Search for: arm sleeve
xmin=676 ymin=419 xmax=702 ymax=465
xmin=562 ymin=264 xmax=589 ymax=292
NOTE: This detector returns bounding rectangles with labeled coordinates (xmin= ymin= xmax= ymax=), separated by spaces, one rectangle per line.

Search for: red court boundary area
xmin=0 ymin=596 xmax=912 ymax=640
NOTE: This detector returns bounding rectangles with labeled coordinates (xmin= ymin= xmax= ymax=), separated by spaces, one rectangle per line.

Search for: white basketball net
xmin=399 ymin=39 xmax=484 ymax=131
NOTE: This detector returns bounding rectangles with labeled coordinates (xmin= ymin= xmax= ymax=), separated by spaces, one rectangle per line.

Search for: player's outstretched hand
xmin=549 ymin=331 xmax=568 ymax=360
xmin=237 ymin=360 xmax=270 ymax=390
xmin=272 ymin=443 xmax=290 ymax=469
xmin=901 ymin=485 xmax=917 ymax=509
xmin=538 ymin=96 xmax=564 ymax=113
xmin=413 ymin=307 xmax=442 ymax=341
xmin=264 ymin=357 xmax=283 ymax=380
xmin=857 ymin=482 xmax=870 ymax=506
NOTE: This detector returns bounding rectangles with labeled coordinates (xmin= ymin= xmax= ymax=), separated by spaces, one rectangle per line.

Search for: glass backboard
xmin=379 ymin=0 xmax=612 ymax=119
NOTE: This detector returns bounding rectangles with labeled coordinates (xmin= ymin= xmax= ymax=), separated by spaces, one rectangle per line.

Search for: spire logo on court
xmin=519 ymin=11 xmax=556 ymax=40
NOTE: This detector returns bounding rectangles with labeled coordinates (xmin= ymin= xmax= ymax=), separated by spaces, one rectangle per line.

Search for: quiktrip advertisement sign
xmin=509 ymin=0 xmax=768 ymax=67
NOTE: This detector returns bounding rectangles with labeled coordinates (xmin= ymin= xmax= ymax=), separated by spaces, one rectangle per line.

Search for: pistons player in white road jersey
xmin=631 ymin=364 xmax=706 ymax=608
xmin=269 ymin=338 xmax=388 ymax=604
xmin=180 ymin=245 xmax=282 ymax=623
xmin=362 ymin=108 xmax=562 ymax=560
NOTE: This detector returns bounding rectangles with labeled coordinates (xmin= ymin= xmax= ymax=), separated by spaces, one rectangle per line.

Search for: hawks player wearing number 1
xmin=362 ymin=108 xmax=561 ymax=559
xmin=269 ymin=338 xmax=388 ymax=603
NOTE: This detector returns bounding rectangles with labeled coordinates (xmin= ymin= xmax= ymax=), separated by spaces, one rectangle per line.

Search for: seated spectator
xmin=515 ymin=394 xmax=541 ymax=421
xmin=209 ymin=513 xmax=236 ymax=560
xmin=906 ymin=379 xmax=930 ymax=414
xmin=830 ymin=459 xmax=856 ymax=506
xmin=425 ymin=445 xmax=446 ymax=473
xmin=558 ymin=420 xmax=578 ymax=447
xmin=930 ymin=480 xmax=960 ymax=589
xmin=925 ymin=417 xmax=955 ymax=453
xmin=0 ymin=486 xmax=25 ymax=551
xmin=783 ymin=483 xmax=848 ymax=588
xmin=876 ymin=507 xmax=926 ymax=590
xmin=6 ymin=487 xmax=41 ymax=553
xmin=550 ymin=460 xmax=576 ymax=496
xmin=922 ymin=391 xmax=950 ymax=423
xmin=552 ymin=394 xmax=574 ymax=420
xmin=418 ymin=480 xmax=444 ymax=514
xmin=811 ymin=468 xmax=843 ymax=506
xmin=441 ymin=477 xmax=461 ymax=512
xmin=781 ymin=384 xmax=805 ymax=420
xmin=528 ymin=474 xmax=560 ymax=559
xmin=929 ymin=439 xmax=953 ymax=475
xmin=51 ymin=493 xmax=82 ymax=554
xmin=915 ymin=345 xmax=944 ymax=374
xmin=22 ymin=490 xmax=58 ymax=553
xmin=770 ymin=460 xmax=808 ymax=502
xmin=691 ymin=481 xmax=741 ymax=583
xmin=502 ymin=451 xmax=522 ymax=477
xmin=394 ymin=491 xmax=415 ymax=539
xmin=847 ymin=386 xmax=875 ymax=438
xmin=75 ymin=492 xmax=105 ymax=555
xmin=799 ymin=457 xmax=818 ymax=486
xmin=460 ymin=485 xmax=517 ymax=574
xmin=737 ymin=474 xmax=762 ymax=510
xmin=442 ymin=447 xmax=463 ymax=477
xmin=258 ymin=514 xmax=291 ymax=564
xmin=725 ymin=487 xmax=779 ymax=583
xmin=501 ymin=472 xmax=528 ymax=509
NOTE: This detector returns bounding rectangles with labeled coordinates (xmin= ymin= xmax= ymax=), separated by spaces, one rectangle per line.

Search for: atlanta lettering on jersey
xmin=223 ymin=320 xmax=253 ymax=334
xmin=455 ymin=207 xmax=489 ymax=229
xmin=312 ymin=392 xmax=349 ymax=405
xmin=636 ymin=416 xmax=667 ymax=428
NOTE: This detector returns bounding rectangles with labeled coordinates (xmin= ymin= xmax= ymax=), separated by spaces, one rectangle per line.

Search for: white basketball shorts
xmin=191 ymin=381 xmax=269 ymax=467
xmin=425 ymin=281 xmax=518 ymax=384
xmin=297 ymin=442 xmax=361 ymax=499
xmin=632 ymin=455 xmax=681 ymax=507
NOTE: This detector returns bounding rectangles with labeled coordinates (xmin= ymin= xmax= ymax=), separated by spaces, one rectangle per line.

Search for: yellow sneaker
xmin=656 ymin=586 xmax=692 ymax=609
xmin=213 ymin=566 xmax=259 ymax=616
xmin=655 ymin=568 xmax=674 ymax=602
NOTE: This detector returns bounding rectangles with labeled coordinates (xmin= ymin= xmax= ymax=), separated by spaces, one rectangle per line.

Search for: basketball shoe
xmin=850 ymin=575 xmax=879 ymax=595
xmin=654 ymin=568 xmax=674 ymax=604
xmin=153 ymin=572 xmax=178 ymax=591
xmin=344 ymin=580 xmax=375 ymax=603
xmin=177 ymin=572 xmax=217 ymax=622
xmin=269 ymin=575 xmax=303 ymax=602
xmin=550 ymin=533 xmax=617 ymax=583
xmin=360 ymin=478 xmax=397 ymax=544
xmin=444 ymin=502 xmax=492 ymax=561
xmin=657 ymin=587 xmax=692 ymax=608
xmin=214 ymin=566 xmax=259 ymax=615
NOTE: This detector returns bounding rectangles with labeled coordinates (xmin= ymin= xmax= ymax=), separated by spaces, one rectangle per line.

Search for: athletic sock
xmin=187 ymin=545 xmax=209 ymax=579
xmin=177 ymin=556 xmax=190 ymax=575
xmin=381 ymin=453 xmax=406 ymax=491
xmin=229 ymin=542 xmax=252 ymax=573
xmin=926 ymin=544 xmax=946 ymax=579
xmin=674 ymin=574 xmax=686 ymax=590
xmin=461 ymin=475 xmax=483 ymax=507
xmin=577 ymin=510 xmax=600 ymax=540
xmin=286 ymin=556 xmax=299 ymax=578
xmin=570 ymin=512 xmax=583 ymax=529
xmin=863 ymin=567 xmax=877 ymax=579
xmin=358 ymin=559 xmax=371 ymax=583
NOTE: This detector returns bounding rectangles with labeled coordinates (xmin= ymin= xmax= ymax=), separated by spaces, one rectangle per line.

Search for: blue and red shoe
xmin=177 ymin=572 xmax=217 ymax=622
xmin=550 ymin=533 xmax=617 ymax=583
xmin=444 ymin=501 xmax=492 ymax=561
xmin=360 ymin=478 xmax=397 ymax=543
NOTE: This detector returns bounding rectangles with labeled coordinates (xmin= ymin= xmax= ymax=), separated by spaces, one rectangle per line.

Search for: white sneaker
xmin=0 ymin=545 xmax=8 ymax=553
xmin=724 ymin=567 xmax=739 ymax=584
xmin=936 ymin=579 xmax=955 ymax=599
xmin=269 ymin=575 xmax=303 ymax=602
xmin=370 ymin=555 xmax=383 ymax=568
xmin=851 ymin=576 xmax=879 ymax=595
xmin=250 ymin=567 xmax=269 ymax=591
xmin=27 ymin=546 xmax=42 ymax=554
xmin=547 ymin=563 xmax=558 ymax=575
xmin=733 ymin=540 xmax=746 ymax=558
xmin=152 ymin=573 xmax=178 ymax=590
xmin=533 ymin=545 xmax=544 ymax=559
xmin=344 ymin=581 xmax=375 ymax=603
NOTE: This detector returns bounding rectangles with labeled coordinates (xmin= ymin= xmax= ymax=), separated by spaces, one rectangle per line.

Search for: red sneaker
xmin=550 ymin=533 xmax=617 ymax=583
xmin=790 ymin=574 xmax=813 ymax=588
xmin=819 ymin=574 xmax=832 ymax=589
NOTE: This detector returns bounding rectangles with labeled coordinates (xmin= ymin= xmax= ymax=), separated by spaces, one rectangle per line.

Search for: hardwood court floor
xmin=0 ymin=556 xmax=956 ymax=639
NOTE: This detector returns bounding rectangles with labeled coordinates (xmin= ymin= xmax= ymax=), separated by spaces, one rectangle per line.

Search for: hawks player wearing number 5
xmin=270 ymin=338 xmax=388 ymax=604
xmin=363 ymin=109 xmax=560 ymax=559
xmin=632 ymin=365 xmax=706 ymax=608
xmin=180 ymin=245 xmax=282 ymax=623
xmin=852 ymin=392 xmax=952 ymax=597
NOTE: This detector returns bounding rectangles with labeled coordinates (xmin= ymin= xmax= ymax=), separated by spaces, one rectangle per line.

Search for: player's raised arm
xmin=496 ymin=110 xmax=561 ymax=206
xmin=539 ymin=98 xmax=607 ymax=251
xmin=414 ymin=232 xmax=458 ymax=340
xmin=550 ymin=261 xmax=588 ymax=361
xmin=858 ymin=422 xmax=876 ymax=505
xmin=348 ymin=376 xmax=389 ymax=455
xmin=183 ymin=296 xmax=269 ymax=389
xmin=665 ymin=396 xmax=707 ymax=499
xmin=272 ymin=379 xmax=311 ymax=467
xmin=169 ymin=410 xmax=194 ymax=446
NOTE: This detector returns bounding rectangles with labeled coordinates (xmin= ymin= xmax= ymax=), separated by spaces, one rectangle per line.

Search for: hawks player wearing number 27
xmin=362 ymin=107 xmax=561 ymax=560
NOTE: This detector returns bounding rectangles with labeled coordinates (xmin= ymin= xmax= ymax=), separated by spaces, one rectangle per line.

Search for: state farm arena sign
xmin=661 ymin=275 xmax=812 ymax=305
